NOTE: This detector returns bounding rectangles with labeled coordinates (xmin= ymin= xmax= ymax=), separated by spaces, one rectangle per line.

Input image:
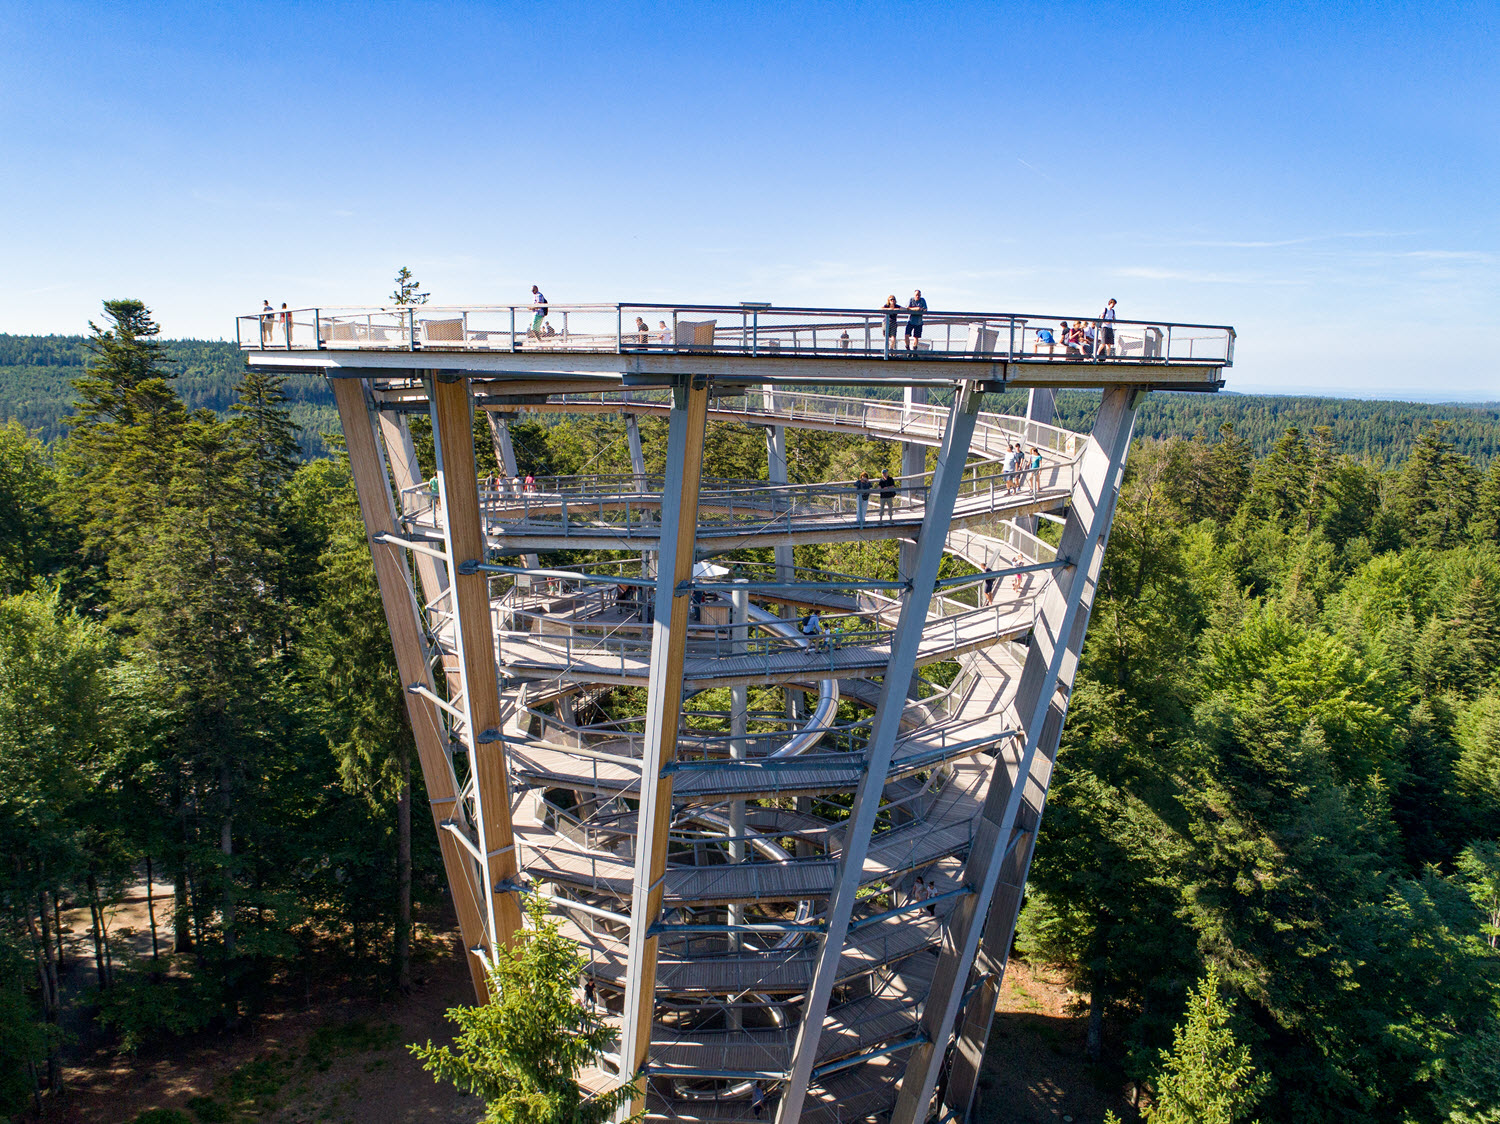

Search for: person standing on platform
xmin=260 ymin=300 xmax=274 ymax=346
xmin=878 ymin=469 xmax=897 ymax=522
xmin=529 ymin=285 xmax=548 ymax=337
xmin=279 ymin=302 xmax=291 ymax=346
xmin=1100 ymin=298 xmax=1117 ymax=357
xmin=634 ymin=316 xmax=650 ymax=346
xmin=1029 ymin=446 xmax=1044 ymax=492
xmin=905 ymin=289 xmax=927 ymax=352
xmin=882 ymin=294 xmax=900 ymax=351
xmin=658 ymin=320 xmax=673 ymax=346
xmin=855 ymin=471 xmax=873 ymax=527
xmin=751 ymin=1082 xmax=766 ymax=1118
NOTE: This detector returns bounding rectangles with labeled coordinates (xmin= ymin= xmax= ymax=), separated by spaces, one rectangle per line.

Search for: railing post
xmin=314 ymin=309 xmax=323 ymax=350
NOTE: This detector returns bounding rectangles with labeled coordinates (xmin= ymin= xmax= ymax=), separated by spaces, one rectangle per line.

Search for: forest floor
xmin=971 ymin=960 xmax=1136 ymax=1124
xmin=39 ymin=883 xmax=480 ymax=1124
xmin=35 ymin=887 xmax=1129 ymax=1124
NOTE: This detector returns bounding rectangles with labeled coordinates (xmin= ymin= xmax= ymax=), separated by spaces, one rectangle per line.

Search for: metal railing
xmin=236 ymin=301 xmax=1234 ymax=368
xmin=543 ymin=388 xmax=1084 ymax=462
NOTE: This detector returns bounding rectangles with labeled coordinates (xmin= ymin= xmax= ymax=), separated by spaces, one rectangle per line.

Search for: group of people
xmin=1002 ymin=442 xmax=1044 ymax=494
xmin=258 ymin=300 xmax=291 ymax=346
xmin=632 ymin=316 xmax=674 ymax=346
xmin=853 ymin=469 xmax=900 ymax=527
xmin=881 ymin=289 xmax=928 ymax=352
xmin=479 ymin=471 xmax=538 ymax=498
xmin=1034 ymin=298 xmax=1118 ymax=359
xmin=910 ymin=874 xmax=938 ymax=915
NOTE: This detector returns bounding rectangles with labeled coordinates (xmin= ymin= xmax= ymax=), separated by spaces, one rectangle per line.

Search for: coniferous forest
xmin=1 ymin=303 xmax=1499 ymax=1122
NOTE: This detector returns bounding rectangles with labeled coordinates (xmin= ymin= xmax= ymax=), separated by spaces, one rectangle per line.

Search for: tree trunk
xmin=53 ymin=892 xmax=65 ymax=972
xmin=219 ymin=762 xmax=236 ymax=961
xmin=173 ymin=772 xmax=193 ymax=952
xmin=33 ymin=890 xmax=62 ymax=1093
xmin=1086 ymin=970 xmax=1104 ymax=1062
xmin=28 ymin=1057 xmax=41 ymax=1115
xmin=146 ymin=855 xmax=161 ymax=966
xmin=396 ymin=747 xmax=413 ymax=992
xmin=86 ymin=871 xmax=109 ymax=989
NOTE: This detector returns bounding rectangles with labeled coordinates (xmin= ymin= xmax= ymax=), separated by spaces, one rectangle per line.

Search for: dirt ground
xmin=971 ymin=960 xmax=1135 ymax=1124
xmin=38 ymin=881 xmax=482 ymax=1124
xmin=38 ymin=885 xmax=1127 ymax=1124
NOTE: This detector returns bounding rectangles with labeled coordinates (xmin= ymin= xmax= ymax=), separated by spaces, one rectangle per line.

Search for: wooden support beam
xmin=890 ymin=387 xmax=1139 ymax=1124
xmin=331 ymin=377 xmax=491 ymax=1000
xmin=430 ymin=377 xmax=524 ymax=959
xmin=616 ymin=379 xmax=711 ymax=1119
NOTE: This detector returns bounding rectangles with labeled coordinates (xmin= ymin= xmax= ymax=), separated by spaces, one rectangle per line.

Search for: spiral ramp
xmin=393 ymin=391 xmax=1073 ymax=1124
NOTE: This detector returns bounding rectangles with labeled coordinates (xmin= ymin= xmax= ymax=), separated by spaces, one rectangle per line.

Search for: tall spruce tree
xmin=58 ymin=300 xmax=188 ymax=592
xmin=303 ymin=465 xmax=419 ymax=990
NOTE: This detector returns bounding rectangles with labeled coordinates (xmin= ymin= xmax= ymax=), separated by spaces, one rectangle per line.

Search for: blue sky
xmin=2 ymin=1 xmax=1496 ymax=397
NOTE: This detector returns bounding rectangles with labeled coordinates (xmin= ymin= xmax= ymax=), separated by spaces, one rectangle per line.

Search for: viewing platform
xmin=241 ymin=300 xmax=1233 ymax=390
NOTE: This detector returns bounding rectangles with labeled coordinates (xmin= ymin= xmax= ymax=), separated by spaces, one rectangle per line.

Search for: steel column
xmin=891 ymin=387 xmax=1138 ymax=1124
xmin=774 ymin=381 xmax=984 ymax=1124
xmin=430 ymin=377 xmax=524 ymax=961
xmin=331 ymin=377 xmax=490 ymax=1000
xmin=616 ymin=379 xmax=711 ymax=1118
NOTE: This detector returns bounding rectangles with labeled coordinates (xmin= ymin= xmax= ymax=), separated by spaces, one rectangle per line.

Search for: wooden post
xmin=616 ymin=378 xmax=710 ymax=1119
xmin=430 ymin=377 xmax=525 ymax=960
xmin=331 ymin=376 xmax=491 ymax=1000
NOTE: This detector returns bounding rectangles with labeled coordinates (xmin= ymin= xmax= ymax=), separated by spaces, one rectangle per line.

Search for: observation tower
xmin=240 ymin=302 xmax=1233 ymax=1124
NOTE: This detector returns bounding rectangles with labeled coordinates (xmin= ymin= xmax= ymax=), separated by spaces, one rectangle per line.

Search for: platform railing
xmin=399 ymin=459 xmax=1075 ymax=546
xmin=236 ymin=301 xmax=1234 ymax=367
xmin=543 ymin=388 xmax=1082 ymax=461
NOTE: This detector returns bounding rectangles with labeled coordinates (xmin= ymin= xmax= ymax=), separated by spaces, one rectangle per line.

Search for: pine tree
xmin=391 ymin=267 xmax=430 ymax=307
xmin=72 ymin=299 xmax=173 ymax=424
xmin=412 ymin=895 xmax=640 ymax=1124
xmin=303 ymin=466 xmax=418 ymax=989
xmin=230 ymin=367 xmax=301 ymax=511
xmin=1473 ymin=457 xmax=1500 ymax=544
xmin=1391 ymin=423 xmax=1480 ymax=549
xmin=1143 ymin=966 xmax=1269 ymax=1124
xmin=58 ymin=300 xmax=188 ymax=579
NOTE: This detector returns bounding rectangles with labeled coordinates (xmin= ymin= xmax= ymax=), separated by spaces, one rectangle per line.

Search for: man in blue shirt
xmin=905 ymin=289 xmax=927 ymax=352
